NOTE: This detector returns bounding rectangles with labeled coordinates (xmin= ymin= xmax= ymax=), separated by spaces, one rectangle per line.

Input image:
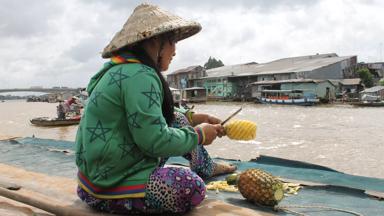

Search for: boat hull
xmin=260 ymin=97 xmax=319 ymax=106
xmin=30 ymin=117 xmax=80 ymax=127
xmin=350 ymin=101 xmax=384 ymax=107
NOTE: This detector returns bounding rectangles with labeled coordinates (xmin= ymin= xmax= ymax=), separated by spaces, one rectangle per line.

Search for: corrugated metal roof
xmin=250 ymin=79 xmax=332 ymax=85
xmin=184 ymin=87 xmax=205 ymax=90
xmin=328 ymin=78 xmax=362 ymax=86
xmin=328 ymin=79 xmax=341 ymax=86
xmin=206 ymin=53 xmax=355 ymax=78
xmin=361 ymin=86 xmax=384 ymax=93
xmin=339 ymin=78 xmax=362 ymax=85
xmin=168 ymin=65 xmax=202 ymax=75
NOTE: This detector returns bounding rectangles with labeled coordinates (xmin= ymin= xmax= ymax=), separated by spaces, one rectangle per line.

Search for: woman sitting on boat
xmin=75 ymin=3 xmax=235 ymax=215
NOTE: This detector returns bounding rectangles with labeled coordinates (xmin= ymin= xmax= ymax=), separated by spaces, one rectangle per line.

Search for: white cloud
xmin=1 ymin=0 xmax=384 ymax=88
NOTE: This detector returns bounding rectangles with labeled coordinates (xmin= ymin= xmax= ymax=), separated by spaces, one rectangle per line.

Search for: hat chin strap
xmin=156 ymin=40 xmax=165 ymax=71
xmin=141 ymin=37 xmax=164 ymax=71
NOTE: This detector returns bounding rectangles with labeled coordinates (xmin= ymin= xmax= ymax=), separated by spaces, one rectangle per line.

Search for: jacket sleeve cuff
xmin=194 ymin=126 xmax=205 ymax=145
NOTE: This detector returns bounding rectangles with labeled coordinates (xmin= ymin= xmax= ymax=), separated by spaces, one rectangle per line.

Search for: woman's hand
xmin=207 ymin=115 xmax=221 ymax=124
xmin=196 ymin=123 xmax=224 ymax=145
xmin=215 ymin=123 xmax=226 ymax=137
xmin=191 ymin=113 xmax=222 ymax=125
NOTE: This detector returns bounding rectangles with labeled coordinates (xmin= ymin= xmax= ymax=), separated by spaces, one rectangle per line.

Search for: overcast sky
xmin=1 ymin=0 xmax=384 ymax=88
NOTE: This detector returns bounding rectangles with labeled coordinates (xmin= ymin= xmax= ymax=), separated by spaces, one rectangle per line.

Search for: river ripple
xmin=1 ymin=100 xmax=383 ymax=179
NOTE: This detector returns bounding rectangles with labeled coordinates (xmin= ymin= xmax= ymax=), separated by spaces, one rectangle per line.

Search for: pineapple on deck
xmin=238 ymin=169 xmax=284 ymax=206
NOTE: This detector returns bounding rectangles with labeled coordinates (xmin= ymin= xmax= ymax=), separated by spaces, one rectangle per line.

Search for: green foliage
xmin=380 ymin=79 xmax=384 ymax=86
xmin=204 ymin=56 xmax=224 ymax=69
xmin=357 ymin=68 xmax=374 ymax=88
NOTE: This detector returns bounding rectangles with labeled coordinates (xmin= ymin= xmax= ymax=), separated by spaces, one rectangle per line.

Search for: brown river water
xmin=1 ymin=100 xmax=383 ymax=179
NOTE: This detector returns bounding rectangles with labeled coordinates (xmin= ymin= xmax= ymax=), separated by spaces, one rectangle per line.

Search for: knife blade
xmin=221 ymin=107 xmax=242 ymax=125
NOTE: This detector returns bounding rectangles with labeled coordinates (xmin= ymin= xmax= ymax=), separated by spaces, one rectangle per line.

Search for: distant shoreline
xmin=0 ymin=136 xmax=20 ymax=141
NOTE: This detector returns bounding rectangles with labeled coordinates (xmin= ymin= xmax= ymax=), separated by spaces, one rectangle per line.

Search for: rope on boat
xmin=275 ymin=205 xmax=364 ymax=216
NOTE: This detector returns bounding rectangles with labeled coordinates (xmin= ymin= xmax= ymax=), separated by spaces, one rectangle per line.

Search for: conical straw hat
xmin=102 ymin=3 xmax=202 ymax=58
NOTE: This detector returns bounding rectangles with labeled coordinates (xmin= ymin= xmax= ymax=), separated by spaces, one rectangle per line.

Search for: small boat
xmin=260 ymin=89 xmax=320 ymax=106
xmin=30 ymin=116 xmax=80 ymax=126
xmin=350 ymin=101 xmax=384 ymax=107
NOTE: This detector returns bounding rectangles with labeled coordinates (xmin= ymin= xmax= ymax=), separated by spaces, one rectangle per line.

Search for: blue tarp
xmin=168 ymin=157 xmax=384 ymax=215
xmin=1 ymin=137 xmax=383 ymax=215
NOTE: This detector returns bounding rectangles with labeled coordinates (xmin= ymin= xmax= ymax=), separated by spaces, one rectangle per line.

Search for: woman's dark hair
xmin=117 ymin=40 xmax=175 ymax=125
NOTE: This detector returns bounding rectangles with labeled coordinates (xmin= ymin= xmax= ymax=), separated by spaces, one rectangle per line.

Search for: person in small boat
xmin=61 ymin=96 xmax=83 ymax=117
xmin=63 ymin=98 xmax=73 ymax=114
xmin=56 ymin=101 xmax=65 ymax=120
xmin=75 ymin=3 xmax=235 ymax=215
xmin=70 ymin=96 xmax=82 ymax=116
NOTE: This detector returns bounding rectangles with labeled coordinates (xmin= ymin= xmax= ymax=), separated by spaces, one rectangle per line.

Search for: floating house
xmin=166 ymin=65 xmax=205 ymax=89
xmin=250 ymin=79 xmax=336 ymax=102
xmin=338 ymin=78 xmax=363 ymax=94
xmin=181 ymin=87 xmax=207 ymax=103
xmin=169 ymin=87 xmax=182 ymax=105
xmin=329 ymin=78 xmax=364 ymax=100
xmin=166 ymin=53 xmax=357 ymax=102
xmin=204 ymin=53 xmax=356 ymax=101
xmin=359 ymin=86 xmax=384 ymax=101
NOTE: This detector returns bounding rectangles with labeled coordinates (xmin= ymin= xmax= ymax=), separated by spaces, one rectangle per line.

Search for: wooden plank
xmin=0 ymin=187 xmax=98 ymax=216
xmin=0 ymin=163 xmax=275 ymax=216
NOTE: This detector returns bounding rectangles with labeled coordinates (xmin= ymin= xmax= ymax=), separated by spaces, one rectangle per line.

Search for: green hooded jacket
xmin=75 ymin=61 xmax=198 ymax=199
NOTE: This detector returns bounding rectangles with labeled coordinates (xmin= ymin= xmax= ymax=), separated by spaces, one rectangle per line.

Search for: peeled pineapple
xmin=237 ymin=168 xmax=284 ymax=206
xmin=224 ymin=120 xmax=257 ymax=140
xmin=206 ymin=180 xmax=239 ymax=192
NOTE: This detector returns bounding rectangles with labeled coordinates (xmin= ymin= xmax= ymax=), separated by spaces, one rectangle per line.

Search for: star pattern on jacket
xmin=167 ymin=128 xmax=178 ymax=143
xmin=118 ymin=137 xmax=135 ymax=159
xmin=86 ymin=120 xmax=112 ymax=143
xmin=94 ymin=164 xmax=115 ymax=180
xmin=108 ymin=67 xmax=129 ymax=89
xmin=141 ymin=84 xmax=160 ymax=109
xmin=151 ymin=117 xmax=166 ymax=132
xmin=76 ymin=144 xmax=86 ymax=166
xmin=89 ymin=91 xmax=102 ymax=107
xmin=138 ymin=64 xmax=153 ymax=73
xmin=127 ymin=112 xmax=142 ymax=129
xmin=122 ymin=164 xmax=142 ymax=177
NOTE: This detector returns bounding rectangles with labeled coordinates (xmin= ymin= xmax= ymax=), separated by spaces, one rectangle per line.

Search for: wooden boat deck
xmin=1 ymin=137 xmax=384 ymax=215
xmin=0 ymin=163 xmax=269 ymax=216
